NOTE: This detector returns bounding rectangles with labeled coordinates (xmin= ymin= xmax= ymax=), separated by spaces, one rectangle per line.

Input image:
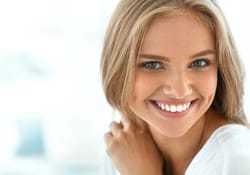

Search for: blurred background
xmin=0 ymin=0 xmax=249 ymax=175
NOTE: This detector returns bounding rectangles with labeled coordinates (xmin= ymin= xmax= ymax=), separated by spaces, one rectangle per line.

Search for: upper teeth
xmin=155 ymin=101 xmax=191 ymax=113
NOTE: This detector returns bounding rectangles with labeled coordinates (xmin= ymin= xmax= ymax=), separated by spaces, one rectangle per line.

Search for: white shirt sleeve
xmin=223 ymin=151 xmax=250 ymax=175
xmin=186 ymin=124 xmax=250 ymax=175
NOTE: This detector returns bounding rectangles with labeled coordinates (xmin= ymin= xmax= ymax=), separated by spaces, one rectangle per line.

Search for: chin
xmin=150 ymin=122 xmax=192 ymax=138
xmin=163 ymin=128 xmax=190 ymax=138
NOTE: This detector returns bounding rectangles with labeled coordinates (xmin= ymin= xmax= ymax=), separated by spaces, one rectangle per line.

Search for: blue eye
xmin=143 ymin=61 xmax=162 ymax=69
xmin=190 ymin=59 xmax=210 ymax=68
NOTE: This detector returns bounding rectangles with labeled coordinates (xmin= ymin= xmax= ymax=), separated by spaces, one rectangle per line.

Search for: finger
xmin=104 ymin=131 xmax=113 ymax=145
xmin=109 ymin=121 xmax=123 ymax=134
xmin=120 ymin=114 xmax=136 ymax=131
xmin=120 ymin=113 xmax=131 ymax=125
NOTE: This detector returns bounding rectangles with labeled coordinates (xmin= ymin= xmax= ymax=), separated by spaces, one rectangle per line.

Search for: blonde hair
xmin=100 ymin=0 xmax=248 ymax=125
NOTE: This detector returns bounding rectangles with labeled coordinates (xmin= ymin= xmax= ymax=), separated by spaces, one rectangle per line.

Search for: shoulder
xmin=213 ymin=124 xmax=250 ymax=148
xmin=186 ymin=124 xmax=250 ymax=175
xmin=206 ymin=124 xmax=250 ymax=158
xmin=216 ymin=123 xmax=250 ymax=154
xmin=213 ymin=124 xmax=250 ymax=174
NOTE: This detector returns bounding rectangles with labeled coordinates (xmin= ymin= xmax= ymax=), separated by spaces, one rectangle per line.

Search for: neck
xmin=150 ymin=115 xmax=207 ymax=175
xmin=150 ymin=108 xmax=230 ymax=175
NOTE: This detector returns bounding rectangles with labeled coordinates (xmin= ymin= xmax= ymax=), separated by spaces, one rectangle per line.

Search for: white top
xmin=186 ymin=124 xmax=250 ymax=175
xmin=101 ymin=124 xmax=250 ymax=175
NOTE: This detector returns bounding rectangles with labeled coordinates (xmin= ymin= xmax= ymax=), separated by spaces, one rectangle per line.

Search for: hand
xmin=104 ymin=115 xmax=163 ymax=175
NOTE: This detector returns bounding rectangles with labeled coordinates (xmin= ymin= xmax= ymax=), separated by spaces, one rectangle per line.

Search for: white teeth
xmin=170 ymin=105 xmax=176 ymax=112
xmin=176 ymin=105 xmax=183 ymax=112
xmin=166 ymin=104 xmax=170 ymax=111
xmin=155 ymin=101 xmax=191 ymax=113
xmin=160 ymin=103 xmax=165 ymax=110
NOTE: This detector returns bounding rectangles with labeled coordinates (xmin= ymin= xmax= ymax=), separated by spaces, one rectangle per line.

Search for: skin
xmin=105 ymin=115 xmax=164 ymax=175
xmin=105 ymin=11 xmax=230 ymax=175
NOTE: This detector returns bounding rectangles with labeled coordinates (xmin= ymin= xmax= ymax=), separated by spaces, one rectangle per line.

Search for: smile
xmin=154 ymin=101 xmax=191 ymax=113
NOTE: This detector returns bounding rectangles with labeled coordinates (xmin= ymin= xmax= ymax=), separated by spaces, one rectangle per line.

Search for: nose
xmin=162 ymin=70 xmax=192 ymax=99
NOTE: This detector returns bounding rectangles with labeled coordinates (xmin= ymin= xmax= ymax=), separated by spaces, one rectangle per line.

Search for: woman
xmin=101 ymin=0 xmax=250 ymax=174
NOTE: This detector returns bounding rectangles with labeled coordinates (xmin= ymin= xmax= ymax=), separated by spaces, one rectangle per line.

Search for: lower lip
xmin=151 ymin=100 xmax=196 ymax=119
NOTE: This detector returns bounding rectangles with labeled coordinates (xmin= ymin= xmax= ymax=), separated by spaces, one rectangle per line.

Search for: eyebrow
xmin=139 ymin=49 xmax=216 ymax=61
xmin=190 ymin=49 xmax=216 ymax=59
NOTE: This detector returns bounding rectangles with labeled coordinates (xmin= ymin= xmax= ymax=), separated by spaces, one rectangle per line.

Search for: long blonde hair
xmin=100 ymin=0 xmax=248 ymax=125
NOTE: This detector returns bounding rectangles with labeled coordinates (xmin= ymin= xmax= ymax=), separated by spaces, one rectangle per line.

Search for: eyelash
xmin=140 ymin=61 xmax=163 ymax=70
xmin=189 ymin=59 xmax=211 ymax=68
xmin=139 ymin=58 xmax=211 ymax=70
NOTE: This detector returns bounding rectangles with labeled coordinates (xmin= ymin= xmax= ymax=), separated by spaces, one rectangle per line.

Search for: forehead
xmin=141 ymin=12 xmax=215 ymax=58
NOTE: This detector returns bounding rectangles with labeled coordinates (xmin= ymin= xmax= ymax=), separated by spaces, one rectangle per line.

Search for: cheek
xmin=195 ymin=71 xmax=218 ymax=98
xmin=129 ymin=72 xmax=162 ymax=121
xmin=131 ymin=73 xmax=158 ymax=101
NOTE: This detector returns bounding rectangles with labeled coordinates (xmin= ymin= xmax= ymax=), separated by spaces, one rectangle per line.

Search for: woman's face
xmin=129 ymin=13 xmax=217 ymax=138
